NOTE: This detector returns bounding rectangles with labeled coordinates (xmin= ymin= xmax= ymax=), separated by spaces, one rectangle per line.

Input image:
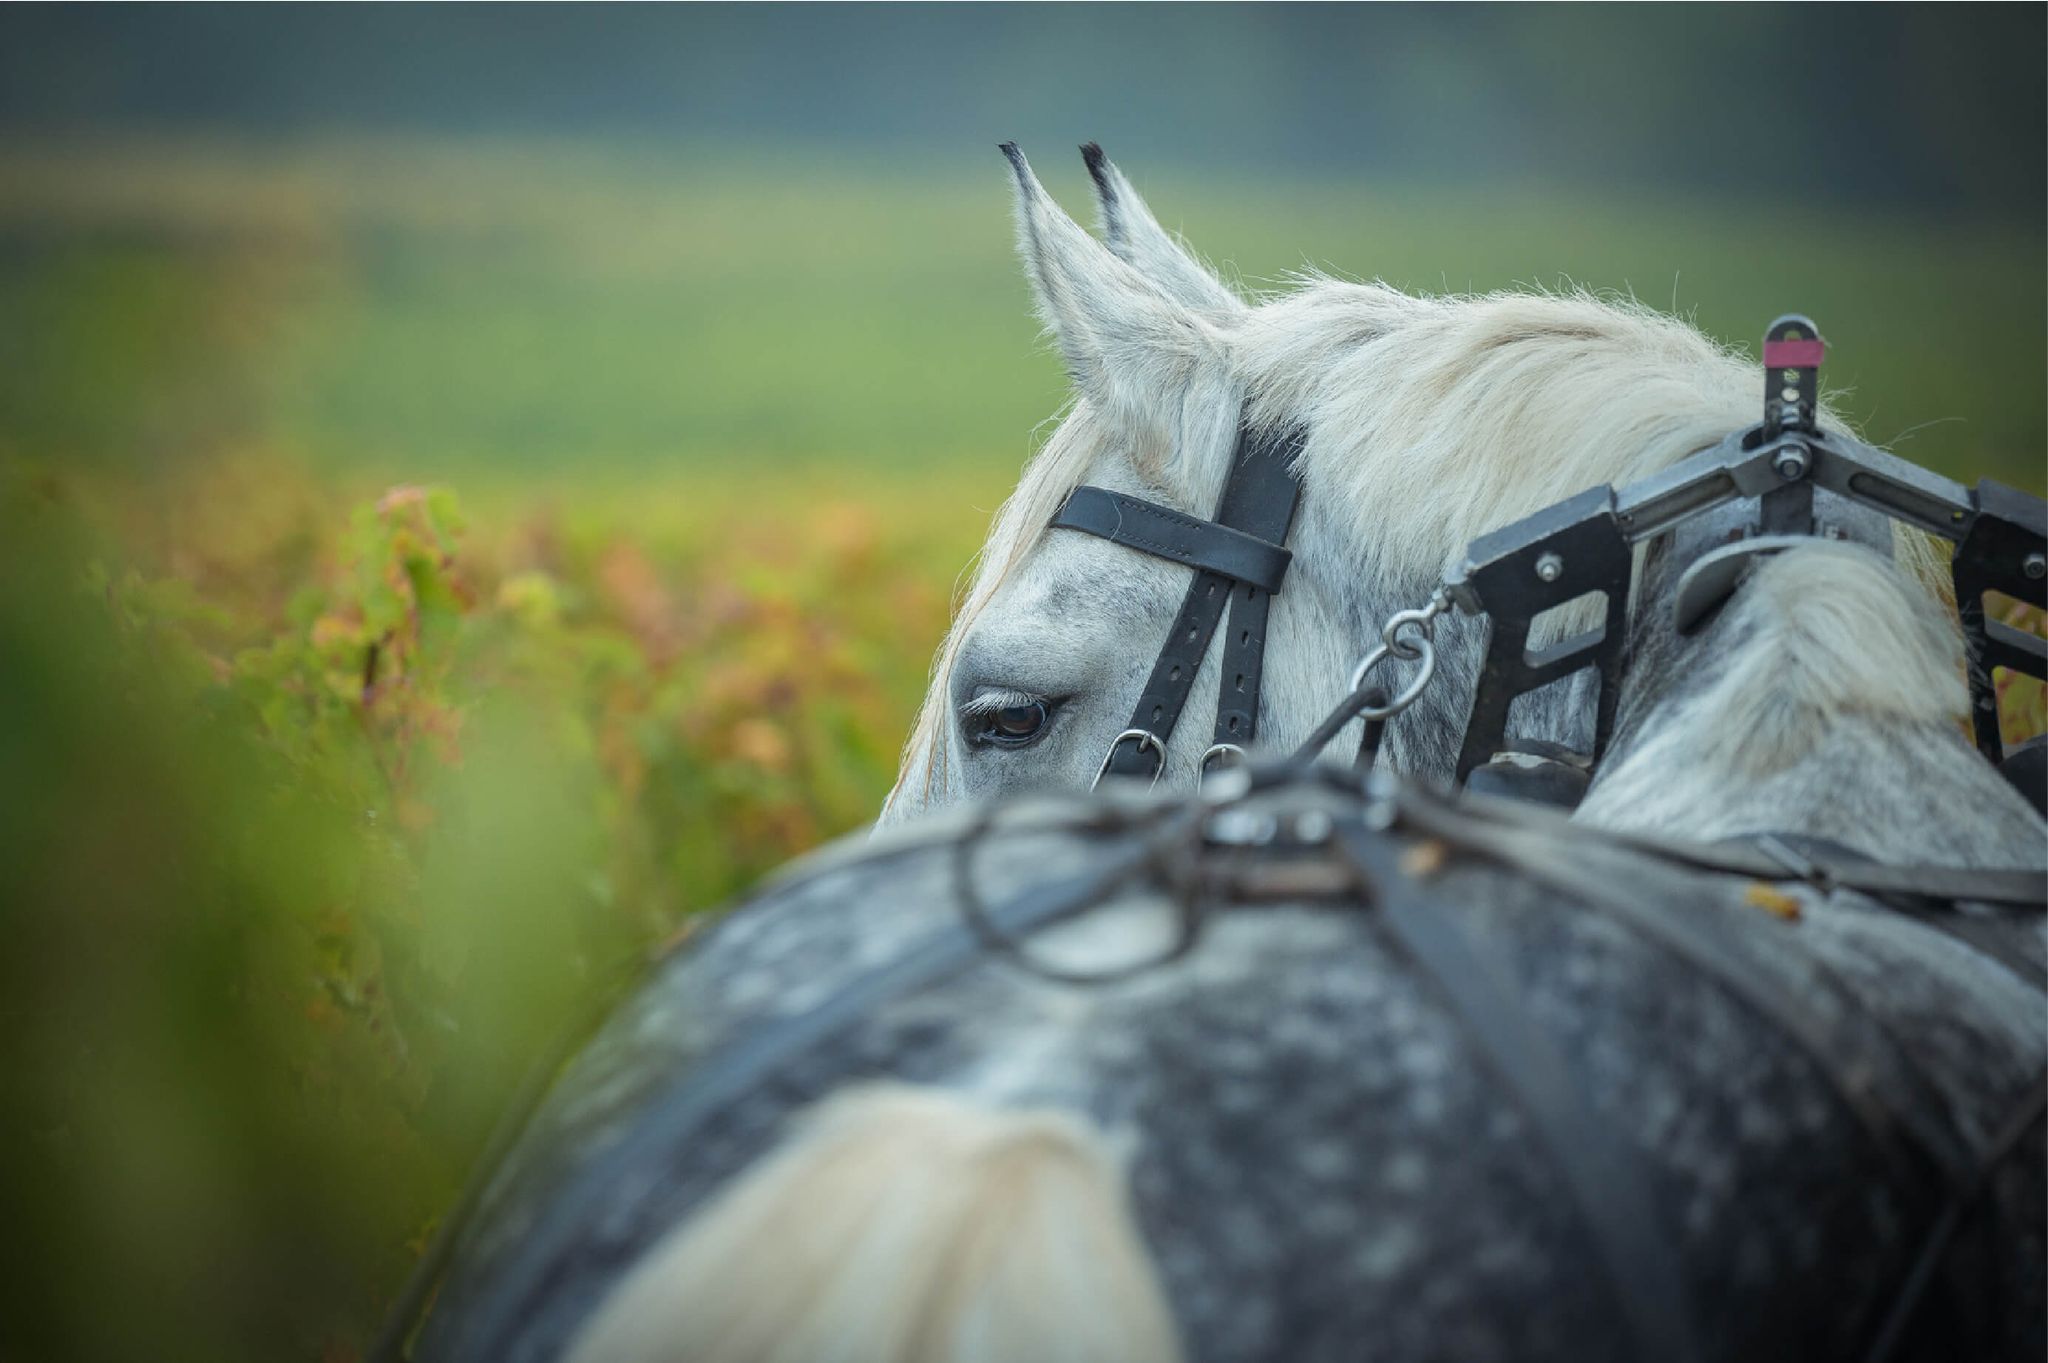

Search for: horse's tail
xmin=563 ymin=1083 xmax=1186 ymax=1363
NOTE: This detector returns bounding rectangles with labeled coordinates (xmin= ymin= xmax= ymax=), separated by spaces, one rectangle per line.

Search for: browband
xmin=1049 ymin=486 xmax=1294 ymax=594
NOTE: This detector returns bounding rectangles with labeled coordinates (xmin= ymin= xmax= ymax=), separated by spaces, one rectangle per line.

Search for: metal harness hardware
xmin=1291 ymin=314 xmax=2048 ymax=784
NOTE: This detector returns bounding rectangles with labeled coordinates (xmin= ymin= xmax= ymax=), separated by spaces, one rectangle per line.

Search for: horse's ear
xmin=1001 ymin=143 xmax=1228 ymax=450
xmin=1081 ymin=143 xmax=1244 ymax=314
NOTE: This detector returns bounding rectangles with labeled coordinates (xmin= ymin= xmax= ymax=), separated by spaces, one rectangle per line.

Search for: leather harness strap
xmin=1596 ymin=823 xmax=2043 ymax=909
xmin=1431 ymin=787 xmax=2048 ymax=910
xmin=1049 ymin=425 xmax=1304 ymax=782
xmin=1338 ymin=822 xmax=1704 ymax=1363
xmin=1050 ymin=486 xmax=1293 ymax=594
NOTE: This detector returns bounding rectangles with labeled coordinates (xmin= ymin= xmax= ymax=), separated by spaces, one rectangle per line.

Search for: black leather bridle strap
xmin=1206 ymin=427 xmax=1305 ymax=758
xmin=1051 ymin=426 xmax=1303 ymax=780
xmin=1102 ymin=564 xmax=1235 ymax=778
xmin=1339 ymin=824 xmax=1702 ymax=1363
xmin=1049 ymin=486 xmax=1293 ymax=593
xmin=1472 ymin=803 xmax=2048 ymax=910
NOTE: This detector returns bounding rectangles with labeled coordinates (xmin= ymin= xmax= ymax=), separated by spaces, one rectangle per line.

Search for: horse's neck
xmin=1584 ymin=705 xmax=2041 ymax=867
xmin=1573 ymin=549 xmax=2046 ymax=869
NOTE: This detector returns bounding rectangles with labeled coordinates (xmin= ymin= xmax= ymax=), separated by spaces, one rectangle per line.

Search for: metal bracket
xmin=1761 ymin=314 xmax=1822 ymax=440
xmin=1443 ymin=312 xmax=2048 ymax=784
xmin=1671 ymin=534 xmax=1811 ymax=635
xmin=1952 ymin=478 xmax=2048 ymax=761
xmin=1446 ymin=485 xmax=1633 ymax=782
xmin=1758 ymin=315 xmax=1822 ymax=536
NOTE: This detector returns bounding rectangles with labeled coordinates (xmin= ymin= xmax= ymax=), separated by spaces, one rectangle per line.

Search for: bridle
xmin=1047 ymin=422 xmax=1304 ymax=788
xmin=1049 ymin=315 xmax=2048 ymax=794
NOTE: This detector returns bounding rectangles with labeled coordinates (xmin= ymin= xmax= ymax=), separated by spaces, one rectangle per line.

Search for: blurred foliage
xmin=0 ymin=452 xmax=993 ymax=1362
xmin=0 ymin=139 xmax=2039 ymax=1363
xmin=1997 ymin=600 xmax=2048 ymax=747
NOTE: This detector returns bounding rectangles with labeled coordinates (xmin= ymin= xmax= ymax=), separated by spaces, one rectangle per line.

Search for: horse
xmin=405 ymin=510 xmax=2045 ymax=1363
xmin=396 ymin=147 xmax=2046 ymax=1363
xmin=881 ymin=143 xmax=1943 ymax=822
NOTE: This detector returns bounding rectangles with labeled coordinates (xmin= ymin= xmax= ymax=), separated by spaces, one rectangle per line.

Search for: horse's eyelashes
xmin=961 ymin=689 xmax=1057 ymax=751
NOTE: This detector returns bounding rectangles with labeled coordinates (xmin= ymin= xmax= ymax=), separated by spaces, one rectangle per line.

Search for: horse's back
xmin=418 ymin=776 xmax=2046 ymax=1363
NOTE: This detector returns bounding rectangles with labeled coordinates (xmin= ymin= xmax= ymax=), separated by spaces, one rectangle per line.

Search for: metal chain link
xmin=1292 ymin=587 xmax=1452 ymax=762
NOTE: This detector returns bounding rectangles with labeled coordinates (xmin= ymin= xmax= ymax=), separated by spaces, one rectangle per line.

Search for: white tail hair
xmin=564 ymin=1084 xmax=1185 ymax=1363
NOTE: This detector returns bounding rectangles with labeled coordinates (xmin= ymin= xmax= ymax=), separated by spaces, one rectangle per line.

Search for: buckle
xmin=1093 ymin=728 xmax=1165 ymax=792
xmin=1199 ymin=742 xmax=1247 ymax=782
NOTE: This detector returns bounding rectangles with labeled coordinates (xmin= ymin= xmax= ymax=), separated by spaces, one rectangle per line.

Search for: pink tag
xmin=1763 ymin=338 xmax=1825 ymax=368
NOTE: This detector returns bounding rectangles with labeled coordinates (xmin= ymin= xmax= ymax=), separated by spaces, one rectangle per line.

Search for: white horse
xmin=406 ymin=147 xmax=2045 ymax=1363
xmin=881 ymin=143 xmax=1942 ymax=822
xmin=527 ymin=472 xmax=2045 ymax=1363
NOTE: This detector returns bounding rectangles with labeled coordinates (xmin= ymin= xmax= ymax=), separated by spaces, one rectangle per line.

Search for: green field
xmin=0 ymin=139 xmax=2040 ymax=1363
xmin=4 ymin=139 xmax=2041 ymax=487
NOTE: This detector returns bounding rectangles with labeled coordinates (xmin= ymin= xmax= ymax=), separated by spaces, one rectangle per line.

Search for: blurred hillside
xmin=3 ymin=6 xmax=2040 ymax=486
xmin=4 ymin=5 xmax=2043 ymax=222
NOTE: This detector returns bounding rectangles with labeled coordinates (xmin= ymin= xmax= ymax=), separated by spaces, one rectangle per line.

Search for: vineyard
xmin=0 ymin=140 xmax=2041 ymax=1362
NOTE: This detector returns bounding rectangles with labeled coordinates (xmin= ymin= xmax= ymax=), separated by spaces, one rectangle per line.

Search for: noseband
xmin=1047 ymin=423 xmax=1304 ymax=787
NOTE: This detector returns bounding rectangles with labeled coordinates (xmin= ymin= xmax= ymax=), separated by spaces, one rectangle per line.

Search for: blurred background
xmin=0 ymin=6 xmax=2040 ymax=1360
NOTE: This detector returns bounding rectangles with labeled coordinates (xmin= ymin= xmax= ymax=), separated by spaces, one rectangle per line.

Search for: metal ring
xmin=1380 ymin=606 xmax=1439 ymax=660
xmin=1093 ymin=728 xmax=1166 ymax=792
xmin=1346 ymin=635 xmax=1437 ymax=720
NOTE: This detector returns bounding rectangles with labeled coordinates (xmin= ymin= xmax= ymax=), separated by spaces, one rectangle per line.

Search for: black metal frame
xmin=1447 ymin=486 xmax=1632 ymax=782
xmin=1954 ymin=479 xmax=2048 ymax=760
xmin=1446 ymin=314 xmax=2048 ymax=783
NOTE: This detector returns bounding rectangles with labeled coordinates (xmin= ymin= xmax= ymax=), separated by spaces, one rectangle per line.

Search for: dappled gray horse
xmin=408 ymin=512 xmax=2044 ymax=1363
xmin=398 ymin=146 xmax=2045 ymax=1363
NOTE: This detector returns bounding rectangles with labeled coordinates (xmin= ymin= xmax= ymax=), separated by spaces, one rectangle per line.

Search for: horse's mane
xmin=1241 ymin=280 xmax=1762 ymax=577
xmin=888 ymin=280 xmax=1942 ymax=809
xmin=1685 ymin=542 xmax=1968 ymax=776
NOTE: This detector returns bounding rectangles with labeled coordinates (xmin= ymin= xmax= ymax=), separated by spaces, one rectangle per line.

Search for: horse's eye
xmin=969 ymin=695 xmax=1052 ymax=749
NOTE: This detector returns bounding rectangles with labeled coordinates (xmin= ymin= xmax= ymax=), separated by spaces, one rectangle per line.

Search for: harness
xmin=1048 ymin=315 xmax=2048 ymax=800
xmin=1435 ymin=316 xmax=2047 ymax=782
xmin=405 ymin=764 xmax=2046 ymax=1363
xmin=1023 ymin=318 xmax=2048 ymax=1361
xmin=383 ymin=314 xmax=2047 ymax=1363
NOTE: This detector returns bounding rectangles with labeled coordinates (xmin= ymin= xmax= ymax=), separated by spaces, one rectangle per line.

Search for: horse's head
xmin=883 ymin=144 xmax=1767 ymax=824
xmin=882 ymin=143 xmax=1345 ymax=820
